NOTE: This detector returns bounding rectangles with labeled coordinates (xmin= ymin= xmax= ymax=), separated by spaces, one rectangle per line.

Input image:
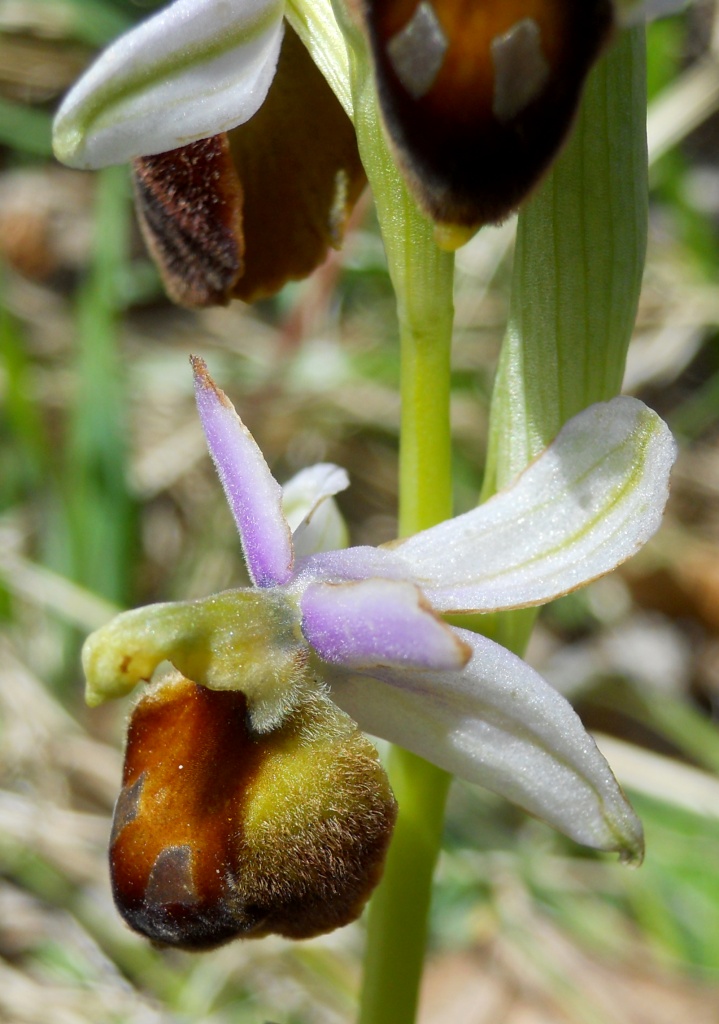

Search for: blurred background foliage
xmin=1 ymin=1 xmax=719 ymax=1021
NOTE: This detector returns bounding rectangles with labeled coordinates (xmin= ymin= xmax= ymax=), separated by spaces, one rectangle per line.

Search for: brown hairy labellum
xmin=110 ymin=672 xmax=396 ymax=949
xmin=132 ymin=26 xmax=366 ymax=308
xmin=361 ymin=0 xmax=615 ymax=228
xmin=133 ymin=134 xmax=244 ymax=308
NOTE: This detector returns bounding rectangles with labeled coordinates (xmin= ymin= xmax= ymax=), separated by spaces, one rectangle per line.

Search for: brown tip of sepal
xmin=132 ymin=134 xmax=244 ymax=309
xmin=110 ymin=673 xmax=396 ymax=949
xmin=189 ymin=353 xmax=229 ymax=407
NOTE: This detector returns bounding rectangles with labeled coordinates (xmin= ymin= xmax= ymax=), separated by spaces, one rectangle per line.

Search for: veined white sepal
xmin=53 ymin=0 xmax=285 ymax=168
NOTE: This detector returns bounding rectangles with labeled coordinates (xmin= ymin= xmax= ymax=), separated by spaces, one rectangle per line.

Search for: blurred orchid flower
xmin=85 ymin=357 xmax=677 ymax=886
xmin=52 ymin=0 xmax=683 ymax=170
xmin=52 ymin=0 xmax=692 ymax=303
xmin=54 ymin=0 xmax=365 ymax=304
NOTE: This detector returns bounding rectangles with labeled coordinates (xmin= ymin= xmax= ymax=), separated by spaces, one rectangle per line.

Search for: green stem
xmin=351 ymin=65 xmax=455 ymax=1024
xmin=358 ymin=240 xmax=454 ymax=1022
xmin=354 ymin=29 xmax=646 ymax=1021
xmin=396 ymin=241 xmax=454 ymax=534
xmin=359 ymin=752 xmax=450 ymax=1024
xmin=68 ymin=166 xmax=136 ymax=606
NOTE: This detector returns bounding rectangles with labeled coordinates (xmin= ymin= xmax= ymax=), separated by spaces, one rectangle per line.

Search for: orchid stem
xmin=352 ymin=72 xmax=456 ymax=1024
xmin=397 ymin=262 xmax=454 ymax=534
xmin=358 ymin=294 xmax=454 ymax=1024
xmin=358 ymin=233 xmax=454 ymax=1024
xmin=358 ymin=751 xmax=451 ymax=1024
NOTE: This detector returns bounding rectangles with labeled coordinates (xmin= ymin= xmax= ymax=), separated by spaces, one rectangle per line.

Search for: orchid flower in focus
xmin=52 ymin=0 xmax=691 ymax=304
xmin=83 ymin=358 xmax=677 ymax=950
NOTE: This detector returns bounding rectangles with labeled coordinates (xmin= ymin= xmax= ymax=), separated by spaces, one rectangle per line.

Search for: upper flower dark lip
xmin=360 ymin=0 xmax=616 ymax=228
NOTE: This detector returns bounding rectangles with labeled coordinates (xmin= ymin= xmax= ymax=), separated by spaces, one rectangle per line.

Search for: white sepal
xmin=53 ymin=0 xmax=285 ymax=168
xmin=327 ymin=627 xmax=644 ymax=861
xmin=395 ymin=398 xmax=677 ymax=613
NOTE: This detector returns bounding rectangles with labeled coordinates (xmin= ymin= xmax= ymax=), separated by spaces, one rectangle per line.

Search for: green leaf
xmin=483 ymin=29 xmax=648 ymax=495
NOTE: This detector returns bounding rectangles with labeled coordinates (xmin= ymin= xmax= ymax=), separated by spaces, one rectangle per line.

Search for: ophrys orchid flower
xmin=52 ymin=0 xmax=689 ymax=304
xmin=83 ymin=357 xmax=676 ymax=949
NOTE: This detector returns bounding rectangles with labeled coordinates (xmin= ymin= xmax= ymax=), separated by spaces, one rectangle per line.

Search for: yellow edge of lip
xmin=433 ymin=221 xmax=480 ymax=251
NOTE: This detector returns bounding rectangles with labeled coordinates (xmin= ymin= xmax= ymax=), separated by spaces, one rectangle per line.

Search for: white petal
xmin=394 ymin=398 xmax=677 ymax=613
xmin=53 ymin=0 xmax=285 ymax=169
xmin=327 ymin=628 xmax=643 ymax=860
xmin=282 ymin=463 xmax=349 ymax=557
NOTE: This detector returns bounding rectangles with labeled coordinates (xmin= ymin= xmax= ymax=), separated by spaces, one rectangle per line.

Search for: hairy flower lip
xmin=81 ymin=357 xmax=677 ymax=863
xmin=51 ymin=0 xmax=693 ymax=312
xmin=110 ymin=672 xmax=398 ymax=947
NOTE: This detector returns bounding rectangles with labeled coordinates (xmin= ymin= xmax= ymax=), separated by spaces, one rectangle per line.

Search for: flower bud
xmin=110 ymin=671 xmax=396 ymax=948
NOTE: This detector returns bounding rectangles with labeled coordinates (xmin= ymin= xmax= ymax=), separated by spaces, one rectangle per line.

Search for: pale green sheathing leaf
xmin=285 ymin=0 xmax=354 ymax=119
xmin=483 ymin=29 xmax=648 ymax=495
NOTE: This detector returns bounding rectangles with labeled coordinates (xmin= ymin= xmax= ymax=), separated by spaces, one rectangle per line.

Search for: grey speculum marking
xmin=491 ymin=18 xmax=550 ymax=122
xmin=146 ymin=845 xmax=199 ymax=907
xmin=386 ymin=1 xmax=449 ymax=100
xmin=110 ymin=771 xmax=145 ymax=843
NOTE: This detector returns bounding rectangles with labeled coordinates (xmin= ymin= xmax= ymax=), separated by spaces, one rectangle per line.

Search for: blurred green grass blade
xmin=0 ymin=99 xmax=53 ymax=157
xmin=669 ymin=367 xmax=719 ymax=440
xmin=0 ymin=265 xmax=78 ymax=658
xmin=629 ymin=794 xmax=719 ymax=970
xmin=652 ymin=149 xmax=719 ymax=278
xmin=640 ymin=692 xmax=719 ymax=776
xmin=48 ymin=0 xmax=133 ymax=46
xmin=0 ymin=273 xmax=50 ymax=496
xmin=66 ymin=165 xmax=137 ymax=606
xmin=647 ymin=18 xmax=719 ymax=278
xmin=524 ymin=788 xmax=719 ymax=972
xmin=646 ymin=15 xmax=685 ymax=101
xmin=0 ymin=0 xmax=138 ymax=158
xmin=594 ymin=680 xmax=719 ymax=776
